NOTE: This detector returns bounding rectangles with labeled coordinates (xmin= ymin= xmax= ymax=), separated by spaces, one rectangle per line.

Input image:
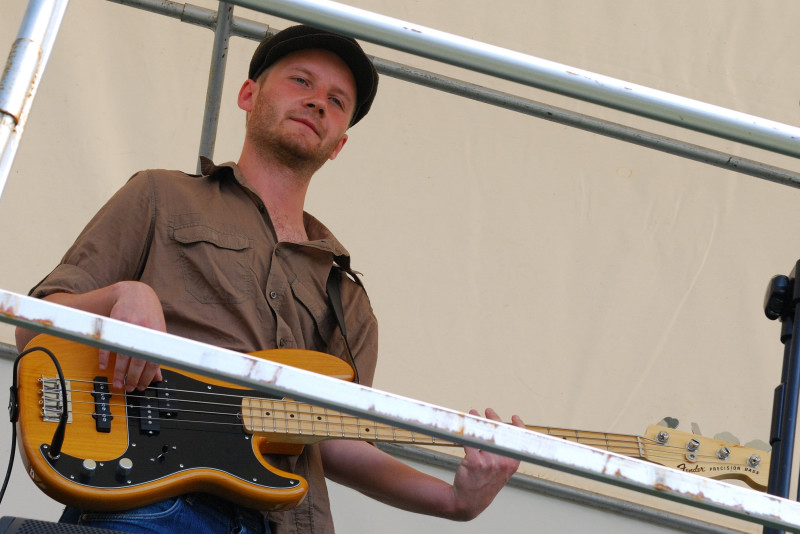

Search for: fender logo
xmin=677 ymin=463 xmax=760 ymax=474
xmin=676 ymin=463 xmax=706 ymax=473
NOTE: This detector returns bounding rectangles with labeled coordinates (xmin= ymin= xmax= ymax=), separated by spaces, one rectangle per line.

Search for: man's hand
xmin=15 ymin=281 xmax=165 ymax=392
xmin=102 ymin=281 xmax=165 ymax=391
xmin=319 ymin=407 xmax=524 ymax=522
xmin=449 ymin=408 xmax=524 ymax=520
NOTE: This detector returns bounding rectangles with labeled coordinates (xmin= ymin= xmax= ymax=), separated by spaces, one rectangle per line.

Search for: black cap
xmin=249 ymin=25 xmax=379 ymax=127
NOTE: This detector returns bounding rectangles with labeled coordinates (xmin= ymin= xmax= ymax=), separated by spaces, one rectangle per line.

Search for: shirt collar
xmin=199 ymin=157 xmax=351 ymax=258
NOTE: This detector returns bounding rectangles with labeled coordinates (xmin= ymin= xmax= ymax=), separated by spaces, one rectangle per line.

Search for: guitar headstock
xmin=642 ymin=425 xmax=769 ymax=491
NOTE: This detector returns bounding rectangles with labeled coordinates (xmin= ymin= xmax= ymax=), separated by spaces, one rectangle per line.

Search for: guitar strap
xmin=326 ymin=256 xmax=361 ymax=384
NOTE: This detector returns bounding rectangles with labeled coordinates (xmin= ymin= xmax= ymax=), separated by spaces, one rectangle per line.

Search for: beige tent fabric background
xmin=2 ymin=1 xmax=800 ymax=531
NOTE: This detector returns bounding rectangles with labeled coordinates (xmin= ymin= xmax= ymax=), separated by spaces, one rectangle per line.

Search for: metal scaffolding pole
xmin=107 ymin=0 xmax=268 ymax=40
xmin=2 ymin=290 xmax=800 ymax=530
xmin=225 ymin=0 xmax=800 ymax=159
xmin=0 ymin=0 xmax=70 ymax=199
xmin=196 ymin=1 xmax=234 ymax=172
xmin=107 ymin=0 xmax=800 ymax=189
xmin=4 ymin=0 xmax=800 ymax=530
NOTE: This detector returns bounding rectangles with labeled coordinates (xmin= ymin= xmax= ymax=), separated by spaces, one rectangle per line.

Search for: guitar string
xmin=59 ymin=394 xmax=442 ymax=443
xmin=49 ymin=410 xmax=763 ymax=469
xmin=49 ymin=389 xmax=689 ymax=451
xmin=51 ymin=379 xmax=661 ymax=444
xmin=57 ymin=388 xmax=644 ymax=445
xmin=48 ymin=383 xmax=732 ymax=456
xmin=51 ymin=406 xmax=763 ymax=468
xmin=41 ymin=379 xmax=762 ymax=467
xmin=56 ymin=378 xmax=259 ymax=408
xmin=48 ymin=378 xmax=674 ymax=444
xmin=49 ymin=378 xmax=724 ymax=444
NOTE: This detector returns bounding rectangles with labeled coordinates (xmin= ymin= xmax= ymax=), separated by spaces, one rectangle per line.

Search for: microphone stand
xmin=763 ymin=264 xmax=800 ymax=534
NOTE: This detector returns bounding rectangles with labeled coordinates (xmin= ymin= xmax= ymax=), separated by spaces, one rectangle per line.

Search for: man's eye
xmin=293 ymin=77 xmax=308 ymax=85
xmin=329 ymin=96 xmax=344 ymax=110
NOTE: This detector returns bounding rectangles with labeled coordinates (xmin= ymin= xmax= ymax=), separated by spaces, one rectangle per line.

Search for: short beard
xmin=247 ymin=100 xmax=339 ymax=176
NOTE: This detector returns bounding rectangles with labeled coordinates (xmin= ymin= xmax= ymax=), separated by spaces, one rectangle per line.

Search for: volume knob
xmin=116 ymin=457 xmax=133 ymax=480
xmin=80 ymin=459 xmax=96 ymax=480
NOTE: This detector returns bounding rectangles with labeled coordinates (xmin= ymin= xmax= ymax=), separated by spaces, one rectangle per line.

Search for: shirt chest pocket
xmin=171 ymin=223 xmax=254 ymax=304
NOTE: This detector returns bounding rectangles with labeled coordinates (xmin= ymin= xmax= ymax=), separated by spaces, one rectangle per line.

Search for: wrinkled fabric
xmin=31 ymin=159 xmax=379 ymax=534
xmin=60 ymin=494 xmax=271 ymax=534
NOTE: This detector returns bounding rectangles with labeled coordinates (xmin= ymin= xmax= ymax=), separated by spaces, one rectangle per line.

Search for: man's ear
xmin=238 ymin=79 xmax=257 ymax=112
xmin=329 ymin=134 xmax=348 ymax=161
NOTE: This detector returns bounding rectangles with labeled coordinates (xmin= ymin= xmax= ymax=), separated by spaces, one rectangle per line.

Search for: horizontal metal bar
xmin=106 ymin=0 xmax=800 ymax=188
xmin=378 ymin=60 xmax=800 ymax=190
xmin=2 ymin=289 xmax=800 ymax=529
xmin=225 ymin=0 xmax=800 ymax=159
xmin=0 ymin=0 xmax=70 ymax=199
xmin=105 ymin=0 xmax=269 ymax=39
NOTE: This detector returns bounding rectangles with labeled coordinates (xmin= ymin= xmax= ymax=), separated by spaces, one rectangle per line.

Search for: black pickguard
xmin=39 ymin=368 xmax=302 ymax=493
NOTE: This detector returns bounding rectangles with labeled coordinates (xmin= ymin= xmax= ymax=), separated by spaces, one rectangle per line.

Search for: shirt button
xmin=269 ymin=291 xmax=278 ymax=299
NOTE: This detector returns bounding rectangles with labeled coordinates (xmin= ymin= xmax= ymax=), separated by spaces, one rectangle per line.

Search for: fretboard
xmin=240 ymin=398 xmax=646 ymax=459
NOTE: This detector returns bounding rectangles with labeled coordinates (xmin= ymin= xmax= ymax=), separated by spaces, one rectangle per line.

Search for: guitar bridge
xmin=40 ymin=376 xmax=73 ymax=423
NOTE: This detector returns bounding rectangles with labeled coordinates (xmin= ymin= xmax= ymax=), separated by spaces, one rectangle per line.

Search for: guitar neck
xmin=241 ymin=398 xmax=645 ymax=458
xmin=243 ymin=398 xmax=446 ymax=446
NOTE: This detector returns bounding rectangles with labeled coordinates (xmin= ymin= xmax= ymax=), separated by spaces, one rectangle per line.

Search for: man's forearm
xmin=319 ymin=440 xmax=459 ymax=518
xmin=15 ymin=287 xmax=121 ymax=351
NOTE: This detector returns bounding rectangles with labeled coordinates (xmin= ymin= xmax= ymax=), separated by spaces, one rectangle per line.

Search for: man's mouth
xmin=291 ymin=117 xmax=319 ymax=136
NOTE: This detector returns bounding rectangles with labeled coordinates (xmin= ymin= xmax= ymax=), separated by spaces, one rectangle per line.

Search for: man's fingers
xmin=484 ymin=408 xmax=501 ymax=421
xmin=112 ymin=353 xmax=130 ymax=390
xmin=98 ymin=349 xmax=111 ymax=371
xmin=135 ymin=362 xmax=162 ymax=390
xmin=124 ymin=357 xmax=150 ymax=392
xmin=110 ymin=353 xmax=161 ymax=391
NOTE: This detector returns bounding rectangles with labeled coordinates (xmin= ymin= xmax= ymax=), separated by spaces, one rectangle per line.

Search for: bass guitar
xmin=15 ymin=334 xmax=769 ymax=512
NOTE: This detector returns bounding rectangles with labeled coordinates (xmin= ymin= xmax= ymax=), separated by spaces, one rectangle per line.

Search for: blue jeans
xmin=59 ymin=494 xmax=272 ymax=534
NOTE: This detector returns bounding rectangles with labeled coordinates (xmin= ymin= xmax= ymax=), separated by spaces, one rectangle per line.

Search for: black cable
xmin=1 ymin=346 xmax=69 ymax=506
xmin=0 ymin=424 xmax=16 ymax=505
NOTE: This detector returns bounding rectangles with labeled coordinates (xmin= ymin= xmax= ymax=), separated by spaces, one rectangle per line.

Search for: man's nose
xmin=305 ymin=94 xmax=326 ymax=115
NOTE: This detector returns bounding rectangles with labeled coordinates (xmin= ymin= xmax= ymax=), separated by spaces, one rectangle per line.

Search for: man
xmin=16 ymin=25 xmax=522 ymax=533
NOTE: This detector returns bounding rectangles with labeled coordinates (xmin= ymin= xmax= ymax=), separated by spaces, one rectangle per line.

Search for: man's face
xmin=241 ymin=48 xmax=357 ymax=170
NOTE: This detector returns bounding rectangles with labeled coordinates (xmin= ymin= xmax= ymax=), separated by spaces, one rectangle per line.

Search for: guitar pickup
xmin=155 ymin=381 xmax=177 ymax=418
xmin=91 ymin=376 xmax=113 ymax=433
xmin=138 ymin=387 xmax=160 ymax=436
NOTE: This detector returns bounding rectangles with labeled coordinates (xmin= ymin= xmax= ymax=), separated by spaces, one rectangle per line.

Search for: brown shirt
xmin=30 ymin=159 xmax=379 ymax=533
